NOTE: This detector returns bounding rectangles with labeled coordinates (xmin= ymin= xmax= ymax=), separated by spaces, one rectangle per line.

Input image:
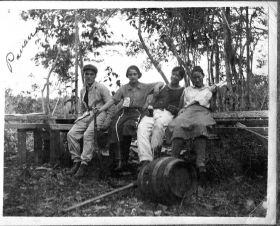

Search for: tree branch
xmin=41 ymin=47 xmax=60 ymax=115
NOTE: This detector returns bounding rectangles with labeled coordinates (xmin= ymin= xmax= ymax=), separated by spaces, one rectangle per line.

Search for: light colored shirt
xmin=183 ymin=86 xmax=213 ymax=109
xmin=79 ymin=82 xmax=112 ymax=114
xmin=113 ymin=82 xmax=157 ymax=109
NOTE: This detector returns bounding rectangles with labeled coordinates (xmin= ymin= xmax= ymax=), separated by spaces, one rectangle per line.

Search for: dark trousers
xmin=172 ymin=136 xmax=207 ymax=168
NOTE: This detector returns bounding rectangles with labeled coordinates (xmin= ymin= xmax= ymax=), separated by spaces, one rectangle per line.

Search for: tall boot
xmin=193 ymin=136 xmax=207 ymax=169
xmin=74 ymin=163 xmax=87 ymax=179
xmin=193 ymin=136 xmax=207 ymax=187
xmin=108 ymin=144 xmax=115 ymax=170
xmin=153 ymin=146 xmax=162 ymax=159
xmin=171 ymin=138 xmax=185 ymax=158
xmin=122 ymin=136 xmax=132 ymax=170
xmin=66 ymin=162 xmax=81 ymax=175
xmin=113 ymin=142 xmax=123 ymax=172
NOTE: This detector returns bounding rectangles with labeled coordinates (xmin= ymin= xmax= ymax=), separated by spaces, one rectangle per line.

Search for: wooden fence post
xmin=34 ymin=129 xmax=43 ymax=164
xmin=17 ymin=129 xmax=27 ymax=165
xmin=50 ymin=130 xmax=60 ymax=164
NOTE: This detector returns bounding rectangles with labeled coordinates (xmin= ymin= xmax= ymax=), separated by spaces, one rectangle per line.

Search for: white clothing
xmin=183 ymin=86 xmax=212 ymax=109
xmin=67 ymin=111 xmax=106 ymax=165
xmin=137 ymin=109 xmax=174 ymax=162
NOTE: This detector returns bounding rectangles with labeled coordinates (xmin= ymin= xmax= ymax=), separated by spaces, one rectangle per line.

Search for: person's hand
xmin=147 ymin=105 xmax=154 ymax=117
xmin=93 ymin=107 xmax=101 ymax=116
xmin=178 ymin=108 xmax=185 ymax=115
xmin=209 ymin=84 xmax=217 ymax=93
xmin=167 ymin=105 xmax=179 ymax=115
xmin=154 ymin=82 xmax=164 ymax=94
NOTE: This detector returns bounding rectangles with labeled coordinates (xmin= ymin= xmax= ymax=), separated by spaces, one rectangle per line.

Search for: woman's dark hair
xmin=172 ymin=66 xmax=185 ymax=80
xmin=126 ymin=65 xmax=142 ymax=79
xmin=191 ymin=66 xmax=204 ymax=77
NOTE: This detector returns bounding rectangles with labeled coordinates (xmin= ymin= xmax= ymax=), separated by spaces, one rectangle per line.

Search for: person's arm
xmin=97 ymin=99 xmax=115 ymax=113
xmin=177 ymin=89 xmax=187 ymax=115
xmin=146 ymin=87 xmax=161 ymax=108
xmin=100 ymin=84 xmax=112 ymax=104
xmin=97 ymin=86 xmax=123 ymax=113
xmin=209 ymin=84 xmax=217 ymax=93
xmin=100 ymin=104 xmax=117 ymax=130
xmin=178 ymin=90 xmax=185 ymax=109
xmin=152 ymin=82 xmax=165 ymax=94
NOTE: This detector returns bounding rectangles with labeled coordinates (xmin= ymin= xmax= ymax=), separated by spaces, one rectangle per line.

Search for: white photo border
xmin=0 ymin=1 xmax=277 ymax=225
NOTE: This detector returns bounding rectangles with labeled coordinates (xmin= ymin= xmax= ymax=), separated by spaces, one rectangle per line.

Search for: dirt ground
xmin=3 ymin=130 xmax=269 ymax=219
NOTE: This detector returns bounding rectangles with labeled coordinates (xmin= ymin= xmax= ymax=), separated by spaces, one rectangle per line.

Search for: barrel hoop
xmin=163 ymin=158 xmax=190 ymax=198
xmin=151 ymin=157 xmax=174 ymax=199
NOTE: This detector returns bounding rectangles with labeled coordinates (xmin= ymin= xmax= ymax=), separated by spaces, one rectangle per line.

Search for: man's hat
xmin=83 ymin=64 xmax=98 ymax=74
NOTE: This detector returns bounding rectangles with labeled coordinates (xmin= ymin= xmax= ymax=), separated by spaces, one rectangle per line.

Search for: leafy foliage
xmin=5 ymin=88 xmax=42 ymax=114
xmin=5 ymin=88 xmax=73 ymax=116
xmin=123 ymin=7 xmax=268 ymax=111
xmin=21 ymin=9 xmax=118 ymax=83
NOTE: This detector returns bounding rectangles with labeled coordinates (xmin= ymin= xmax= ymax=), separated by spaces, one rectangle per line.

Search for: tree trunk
xmin=214 ymin=41 xmax=222 ymax=111
xmin=214 ymin=42 xmax=220 ymax=84
xmin=41 ymin=87 xmax=46 ymax=114
xmin=137 ymin=9 xmax=169 ymax=84
xmin=74 ymin=13 xmax=79 ymax=115
xmin=210 ymin=49 xmax=214 ymax=85
xmin=245 ymin=7 xmax=251 ymax=110
xmin=221 ymin=7 xmax=234 ymax=111
xmin=79 ymin=54 xmax=84 ymax=85
xmin=41 ymin=50 xmax=60 ymax=115
xmin=46 ymin=76 xmax=51 ymax=115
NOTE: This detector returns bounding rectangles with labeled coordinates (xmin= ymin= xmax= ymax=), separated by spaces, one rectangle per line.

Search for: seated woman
xmin=97 ymin=65 xmax=164 ymax=172
xmin=167 ymin=66 xmax=216 ymax=183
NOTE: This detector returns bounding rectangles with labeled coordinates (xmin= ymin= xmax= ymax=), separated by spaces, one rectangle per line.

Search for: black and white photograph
xmin=0 ymin=1 xmax=277 ymax=225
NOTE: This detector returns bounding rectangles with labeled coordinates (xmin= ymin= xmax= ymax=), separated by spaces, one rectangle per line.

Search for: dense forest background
xmin=5 ymin=7 xmax=269 ymax=115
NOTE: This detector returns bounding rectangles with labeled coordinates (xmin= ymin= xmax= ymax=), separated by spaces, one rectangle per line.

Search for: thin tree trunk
xmin=163 ymin=19 xmax=191 ymax=86
xmin=137 ymin=9 xmax=169 ymax=84
xmin=246 ymin=7 xmax=251 ymax=110
xmin=210 ymin=49 xmax=214 ymax=85
xmin=214 ymin=42 xmax=222 ymax=111
xmin=214 ymin=42 xmax=220 ymax=84
xmin=41 ymin=50 xmax=60 ymax=115
xmin=74 ymin=13 xmax=79 ymax=114
xmin=79 ymin=54 xmax=84 ymax=85
xmin=41 ymin=85 xmax=46 ymax=113
xmin=221 ymin=7 xmax=234 ymax=111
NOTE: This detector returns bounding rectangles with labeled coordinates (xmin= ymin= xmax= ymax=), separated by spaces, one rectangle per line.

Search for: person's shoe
xmin=113 ymin=160 xmax=123 ymax=172
xmin=74 ymin=163 xmax=87 ymax=179
xmin=197 ymin=166 xmax=207 ymax=187
xmin=66 ymin=162 xmax=81 ymax=175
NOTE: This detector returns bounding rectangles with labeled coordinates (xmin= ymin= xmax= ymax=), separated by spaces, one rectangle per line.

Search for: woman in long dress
xmin=168 ymin=66 xmax=216 ymax=183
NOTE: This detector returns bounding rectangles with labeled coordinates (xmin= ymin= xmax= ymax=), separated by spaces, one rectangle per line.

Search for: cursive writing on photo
xmin=6 ymin=27 xmax=39 ymax=73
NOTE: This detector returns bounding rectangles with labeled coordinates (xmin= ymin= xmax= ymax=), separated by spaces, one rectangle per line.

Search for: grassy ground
xmin=3 ymin=130 xmax=268 ymax=218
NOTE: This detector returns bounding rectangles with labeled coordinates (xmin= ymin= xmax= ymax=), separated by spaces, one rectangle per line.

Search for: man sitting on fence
xmin=66 ymin=64 xmax=113 ymax=178
xmin=137 ymin=66 xmax=185 ymax=169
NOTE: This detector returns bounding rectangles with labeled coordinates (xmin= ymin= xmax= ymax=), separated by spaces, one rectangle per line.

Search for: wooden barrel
xmin=137 ymin=157 xmax=197 ymax=203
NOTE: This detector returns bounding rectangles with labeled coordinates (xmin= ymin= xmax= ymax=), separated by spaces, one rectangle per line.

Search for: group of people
xmin=66 ymin=63 xmax=217 ymax=185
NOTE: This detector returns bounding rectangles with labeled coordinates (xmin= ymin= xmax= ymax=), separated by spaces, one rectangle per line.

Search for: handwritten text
xmin=6 ymin=27 xmax=39 ymax=73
